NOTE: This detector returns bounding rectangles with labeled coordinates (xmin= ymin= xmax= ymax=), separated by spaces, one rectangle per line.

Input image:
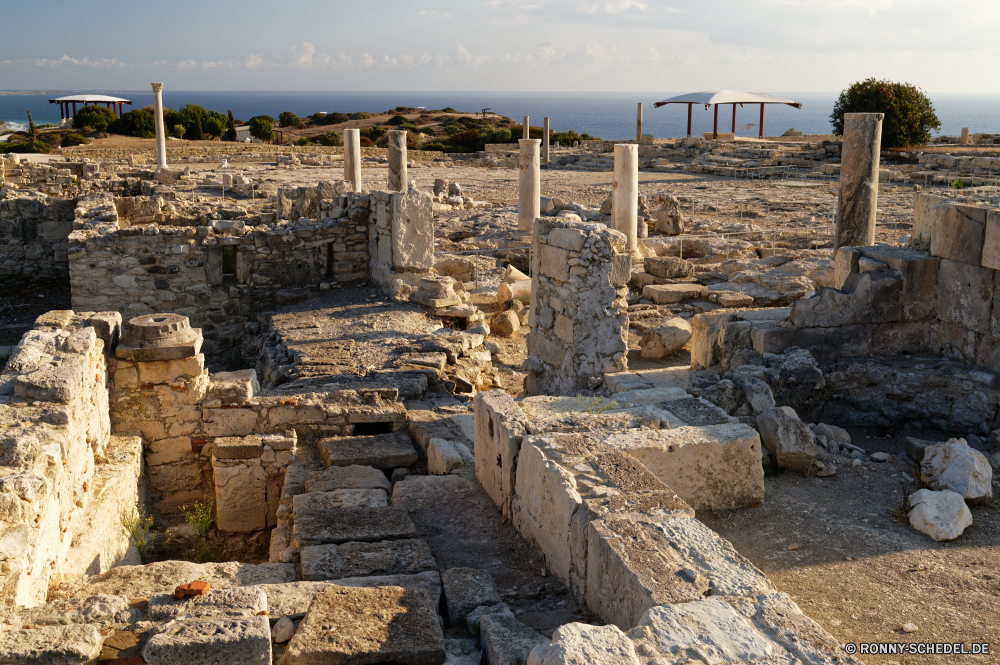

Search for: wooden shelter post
xmin=686 ymin=103 xmax=692 ymax=137
xmin=713 ymin=104 xmax=718 ymax=139
xmin=732 ymin=104 xmax=737 ymax=133
xmin=759 ymin=104 xmax=764 ymax=138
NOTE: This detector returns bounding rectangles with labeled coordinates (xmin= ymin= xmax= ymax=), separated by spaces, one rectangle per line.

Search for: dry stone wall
xmin=0 ymin=194 xmax=75 ymax=276
xmin=62 ymin=144 xmax=442 ymax=164
xmin=525 ymin=218 xmax=630 ymax=395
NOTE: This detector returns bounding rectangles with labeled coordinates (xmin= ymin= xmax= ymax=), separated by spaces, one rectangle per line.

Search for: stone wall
xmin=62 ymin=144 xmax=443 ymax=164
xmin=0 ymin=310 xmax=141 ymax=610
xmin=525 ymin=218 xmax=629 ymax=395
xmin=0 ymin=193 xmax=75 ymax=276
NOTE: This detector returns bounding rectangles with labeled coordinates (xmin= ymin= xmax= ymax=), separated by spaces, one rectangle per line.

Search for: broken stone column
xmin=388 ymin=130 xmax=407 ymax=191
xmin=525 ymin=218 xmax=629 ymax=395
xmin=517 ymin=139 xmax=541 ymax=239
xmin=523 ymin=115 xmax=529 ymax=139
xmin=636 ymin=102 xmax=643 ymax=142
xmin=343 ymin=128 xmax=362 ymax=192
xmin=151 ymin=83 xmax=167 ymax=170
xmin=543 ymin=117 xmax=550 ymax=165
xmin=613 ymin=143 xmax=639 ymax=256
xmin=960 ymin=127 xmax=970 ymax=145
xmin=835 ymin=112 xmax=883 ymax=250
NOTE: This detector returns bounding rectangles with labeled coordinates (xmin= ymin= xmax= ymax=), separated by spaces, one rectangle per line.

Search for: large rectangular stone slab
xmin=259 ymin=571 xmax=442 ymax=619
xmin=441 ymin=567 xmax=502 ymax=626
xmin=479 ymin=614 xmax=546 ymax=665
xmin=293 ymin=507 xmax=417 ymax=547
xmin=473 ymin=390 xmax=528 ymax=519
xmin=300 ymin=539 xmax=437 ymax=581
xmin=937 ymin=258 xmax=994 ymax=334
xmin=931 ymin=202 xmax=986 ymax=266
xmin=601 ymin=424 xmax=764 ymax=510
xmin=318 ymin=432 xmax=418 ymax=469
xmin=293 ymin=489 xmax=388 ymax=514
xmin=148 ymin=586 xmax=267 ymax=620
xmin=281 ymin=585 xmax=445 ymax=665
xmin=0 ymin=625 xmax=103 ymax=664
xmin=642 ymin=283 xmax=707 ymax=304
xmin=982 ymin=210 xmax=1000 ymax=271
xmin=305 ymin=464 xmax=392 ymax=493
xmin=142 ymin=616 xmax=271 ymax=665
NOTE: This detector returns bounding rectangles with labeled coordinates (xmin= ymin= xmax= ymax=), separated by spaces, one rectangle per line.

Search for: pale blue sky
xmin=2 ymin=0 xmax=998 ymax=91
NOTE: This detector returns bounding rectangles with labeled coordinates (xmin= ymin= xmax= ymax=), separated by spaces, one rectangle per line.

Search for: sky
xmin=2 ymin=0 xmax=999 ymax=92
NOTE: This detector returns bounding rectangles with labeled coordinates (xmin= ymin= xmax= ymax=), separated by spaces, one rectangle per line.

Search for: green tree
xmin=73 ymin=105 xmax=116 ymax=131
xmin=831 ymin=78 xmax=941 ymax=148
xmin=192 ymin=116 xmax=204 ymax=141
xmin=248 ymin=116 xmax=274 ymax=142
xmin=27 ymin=109 xmax=36 ymax=142
xmin=279 ymin=111 xmax=300 ymax=127
xmin=204 ymin=115 xmax=224 ymax=138
xmin=225 ymin=109 xmax=238 ymax=141
xmin=318 ymin=130 xmax=342 ymax=146
xmin=109 ymin=109 xmax=157 ymax=138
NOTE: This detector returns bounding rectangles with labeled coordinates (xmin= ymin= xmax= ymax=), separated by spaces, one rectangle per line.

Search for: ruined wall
xmin=61 ymin=144 xmax=443 ymax=164
xmin=525 ymin=218 xmax=630 ymax=395
xmin=0 ymin=194 xmax=75 ymax=276
xmin=0 ymin=311 xmax=141 ymax=610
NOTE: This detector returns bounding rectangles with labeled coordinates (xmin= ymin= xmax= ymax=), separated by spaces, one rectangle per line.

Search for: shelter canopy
xmin=49 ymin=94 xmax=133 ymax=120
xmin=653 ymin=90 xmax=801 ymax=139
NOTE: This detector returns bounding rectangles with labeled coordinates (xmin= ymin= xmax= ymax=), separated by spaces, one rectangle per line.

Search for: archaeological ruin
xmin=0 ymin=103 xmax=997 ymax=665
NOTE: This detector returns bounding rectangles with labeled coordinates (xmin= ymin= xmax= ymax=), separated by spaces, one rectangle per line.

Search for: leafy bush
xmin=172 ymin=124 xmax=186 ymax=138
xmin=421 ymin=142 xmax=467 ymax=153
xmin=189 ymin=116 xmax=204 ymax=141
xmin=179 ymin=500 xmax=214 ymax=563
xmin=550 ymin=129 xmax=596 ymax=144
xmin=279 ymin=111 xmax=301 ymax=127
xmin=248 ymin=116 xmax=274 ymax=142
xmin=297 ymin=136 xmax=310 ymax=146
xmin=359 ymin=136 xmax=373 ymax=147
xmin=449 ymin=130 xmax=481 ymax=149
xmin=831 ymin=78 xmax=941 ymax=148
xmin=109 ymin=109 xmax=156 ymax=138
xmin=61 ymin=132 xmax=87 ymax=147
xmin=37 ymin=123 xmax=54 ymax=129
xmin=361 ymin=126 xmax=387 ymax=142
xmin=387 ymin=114 xmax=408 ymax=126
xmin=349 ymin=111 xmax=372 ymax=120
xmin=121 ymin=504 xmax=170 ymax=564
xmin=73 ymin=105 xmax=116 ymax=131
xmin=318 ymin=130 xmax=342 ymax=147
xmin=441 ymin=107 xmax=457 ymax=113
xmin=4 ymin=141 xmax=52 ymax=154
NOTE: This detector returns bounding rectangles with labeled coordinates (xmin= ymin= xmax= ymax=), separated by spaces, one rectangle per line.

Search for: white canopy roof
xmin=49 ymin=94 xmax=131 ymax=103
xmin=654 ymin=90 xmax=800 ymax=109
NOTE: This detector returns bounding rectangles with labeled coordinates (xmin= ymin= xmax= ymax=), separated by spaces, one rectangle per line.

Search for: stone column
xmin=343 ymin=128 xmax=361 ymax=192
xmin=835 ymin=113 xmax=883 ymax=250
xmin=613 ymin=143 xmax=639 ymax=256
xmin=151 ymin=83 xmax=167 ymax=170
xmin=543 ymin=117 xmax=550 ymax=166
xmin=960 ymin=128 xmax=970 ymax=145
xmin=636 ymin=102 xmax=643 ymax=142
xmin=517 ymin=138 xmax=541 ymax=239
xmin=388 ymin=130 xmax=407 ymax=191
xmin=523 ymin=116 xmax=530 ymax=139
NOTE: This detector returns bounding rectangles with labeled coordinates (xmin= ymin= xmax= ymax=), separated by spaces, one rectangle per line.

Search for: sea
xmin=3 ymin=91 xmax=999 ymax=140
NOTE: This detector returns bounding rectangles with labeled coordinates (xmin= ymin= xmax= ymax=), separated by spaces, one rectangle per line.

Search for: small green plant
xmin=296 ymin=136 xmax=310 ymax=146
xmin=179 ymin=499 xmax=215 ymax=563
xmin=951 ymin=179 xmax=965 ymax=190
xmin=318 ymin=130 xmax=342 ymax=147
xmin=62 ymin=133 xmax=87 ymax=147
xmin=121 ymin=504 xmax=170 ymax=564
xmin=574 ymin=395 xmax=619 ymax=414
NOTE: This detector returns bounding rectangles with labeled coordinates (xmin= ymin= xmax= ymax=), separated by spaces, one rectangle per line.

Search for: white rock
xmin=908 ymin=489 xmax=972 ymax=541
xmin=639 ymin=318 xmax=692 ymax=359
xmin=528 ymin=623 xmax=640 ymax=665
xmin=428 ymin=438 xmax=463 ymax=475
xmin=755 ymin=406 xmax=817 ymax=473
xmin=272 ymin=615 xmax=296 ymax=643
xmin=813 ymin=423 xmax=851 ymax=450
xmin=920 ymin=438 xmax=993 ymax=501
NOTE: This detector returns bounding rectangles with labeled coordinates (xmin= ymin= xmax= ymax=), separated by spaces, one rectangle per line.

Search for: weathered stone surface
xmin=0 ymin=625 xmax=104 ymax=664
xmin=273 ymin=615 xmax=296 ymax=643
xmin=480 ymin=614 xmax=546 ymax=665
xmin=208 ymin=368 xmax=260 ymax=403
xmin=213 ymin=458 xmax=267 ymax=533
xmin=731 ymin=372 xmax=775 ymax=414
xmin=756 ymin=406 xmax=817 ymax=472
xmin=411 ymin=276 xmax=462 ymax=308
xmin=392 ymin=189 xmax=434 ymax=270
xmin=492 ymin=310 xmax=520 ymax=337
xmin=16 ymin=594 xmax=129 ymax=626
xmin=116 ymin=313 xmax=203 ymax=362
xmin=259 ymin=572 xmax=442 ymax=619
xmin=148 ymin=586 xmax=267 ymax=620
xmin=300 ymin=539 xmax=437 ymax=581
xmin=281 ymin=585 xmax=446 ymax=665
xmin=528 ymin=623 xmax=639 ymax=665
xmin=981 ymin=209 xmax=1000 ymax=271
xmin=441 ymin=568 xmax=502 ymax=626
xmin=293 ymin=490 xmax=388 ymax=514
xmin=639 ymin=318 xmax=692 ymax=359
xmin=643 ymin=256 xmax=692 ymax=279
xmin=427 ymin=437 xmax=463 ymax=475
xmin=293 ymin=507 xmax=417 ymax=547
xmin=142 ymin=616 xmax=271 ymax=665
xmin=642 ymin=283 xmax=707 ymax=304
xmin=213 ymin=435 xmax=262 ymax=460
xmin=474 ymin=391 xmax=528 ymax=519
xmin=931 ymin=203 xmax=986 ymax=266
xmin=465 ymin=603 xmax=514 ymax=637
xmin=937 ymin=259 xmax=994 ymax=334
xmin=836 ymin=113 xmax=882 ymax=250
xmin=920 ymin=438 xmax=993 ymax=501
xmin=908 ymin=489 xmax=973 ymax=541
xmin=305 ymin=465 xmax=392 ymax=493
xmin=602 ymin=424 xmax=764 ymax=510
xmin=791 ymin=271 xmax=902 ymax=328
xmin=319 ymin=433 xmax=419 ymax=469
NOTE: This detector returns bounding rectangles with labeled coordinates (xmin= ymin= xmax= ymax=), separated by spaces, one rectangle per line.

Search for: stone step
xmin=142 ymin=616 xmax=271 ymax=665
xmin=299 ymin=538 xmax=437 ymax=581
xmin=304 ymin=464 xmax=392 ymax=493
xmin=318 ymin=432 xmax=419 ymax=469
xmin=293 ymin=506 xmax=417 ymax=547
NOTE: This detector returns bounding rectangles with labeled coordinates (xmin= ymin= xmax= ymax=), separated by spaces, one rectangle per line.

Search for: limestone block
xmin=981 ymin=210 xmax=1000 ymax=271
xmin=480 ymin=614 xmax=546 ymax=665
xmin=931 ymin=203 xmax=986 ymax=266
xmin=142 ymin=616 xmax=271 ymax=665
xmin=281 ymin=586 xmax=445 ymax=665
xmin=913 ymin=193 xmax=947 ymax=243
xmin=908 ymin=489 xmax=972 ymax=541
xmin=410 ymin=276 xmax=462 ymax=308
xmin=643 ymin=256 xmax=693 ymax=279
xmin=528 ymin=623 xmax=640 ymax=665
xmin=203 ymin=407 xmax=258 ymax=437
xmin=547 ymin=228 xmax=587 ymax=252
xmin=0 ymin=625 xmax=103 ymax=664
xmin=16 ymin=594 xmax=129 ymax=626
xmin=586 ymin=516 xmax=774 ymax=630
xmin=427 ymin=437 xmax=463 ymax=475
xmin=318 ymin=432 xmax=418 ymax=469
xmin=539 ymin=244 xmax=571 ymax=282
xmin=601 ymin=424 xmax=764 ymax=510
xmin=299 ymin=539 xmax=437 ymax=581
xmin=833 ymin=246 xmax=860 ymax=289
xmin=305 ymin=464 xmax=392 ymax=493
xmin=259 ymin=572 xmax=442 ymax=619
xmin=860 ymin=245 xmax=941 ymax=320
xmin=756 ymin=406 xmax=817 ymax=473
xmin=292 ymin=490 xmax=388 ymax=513
xmin=642 ymin=283 xmax=707 ymax=304
xmin=790 ymin=271 xmax=902 ymax=328
xmin=716 ymin=291 xmax=754 ymax=308
xmin=208 ymin=369 xmax=259 ymax=403
xmin=638 ymin=318 xmax=692 ymax=359
xmin=14 ymin=354 xmax=89 ymax=403
xmin=920 ymin=438 xmax=992 ymax=501
xmin=214 ymin=461 xmax=267 ymax=532
xmin=391 ymin=189 xmax=434 ymax=270
xmin=213 ymin=436 xmax=263 ymax=460
xmin=292 ymin=506 xmax=416 ymax=546
xmin=147 ymin=586 xmax=267 ymax=620
xmin=146 ymin=437 xmax=192 ymax=466
xmin=474 ymin=390 xmax=528 ymax=519
xmin=136 ymin=354 xmax=205 ymax=384
xmin=440 ymin=568 xmax=503 ymax=627
xmin=937 ymin=259 xmax=994 ymax=334
xmin=731 ymin=372 xmax=775 ymax=414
